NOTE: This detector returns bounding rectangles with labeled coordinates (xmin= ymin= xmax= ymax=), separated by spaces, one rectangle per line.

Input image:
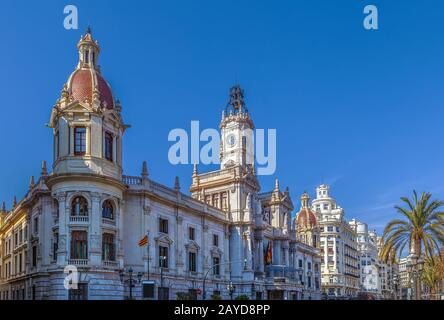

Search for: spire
xmin=41 ymin=160 xmax=48 ymax=177
xmin=274 ymin=179 xmax=280 ymax=192
xmin=29 ymin=175 xmax=35 ymax=189
xmin=1 ymin=201 xmax=5 ymax=212
xmin=174 ymin=176 xmax=180 ymax=191
xmin=77 ymin=26 xmax=100 ymax=69
xmin=192 ymin=163 xmax=198 ymax=177
xmin=301 ymin=192 xmax=309 ymax=209
xmin=13 ymin=196 xmax=17 ymax=208
xmin=141 ymin=161 xmax=149 ymax=179
xmin=226 ymin=84 xmax=248 ymax=115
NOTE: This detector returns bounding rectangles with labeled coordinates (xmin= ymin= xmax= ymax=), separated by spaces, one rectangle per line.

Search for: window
xmin=71 ymin=197 xmax=88 ymax=216
xmin=102 ymin=233 xmax=115 ymax=261
xmin=212 ymin=194 xmax=219 ymax=208
xmin=308 ymin=262 xmax=312 ymax=270
xmin=92 ymin=51 xmax=96 ymax=66
xmin=74 ymin=127 xmax=86 ymax=156
xmin=159 ymin=246 xmax=169 ymax=268
xmin=327 ymin=226 xmax=333 ymax=232
xmin=102 ymin=200 xmax=114 ymax=220
xmin=104 ymin=132 xmax=113 ymax=161
xmin=188 ymin=252 xmax=196 ymax=272
xmin=323 ymin=204 xmax=329 ymax=210
xmin=221 ymin=193 xmax=228 ymax=211
xmin=32 ymin=246 xmax=37 ymax=267
xmin=69 ymin=283 xmax=88 ymax=300
xmin=213 ymin=234 xmax=219 ymax=247
xmin=84 ymin=50 xmax=89 ymax=64
xmin=34 ymin=217 xmax=39 ymax=234
xmin=71 ymin=231 xmax=88 ymax=259
xmin=159 ymin=218 xmax=168 ymax=234
xmin=298 ymin=259 xmax=303 ymax=268
xmin=213 ymin=256 xmax=220 ymax=275
xmin=188 ymin=227 xmax=195 ymax=241
xmin=53 ymin=233 xmax=58 ymax=261
xmin=19 ymin=253 xmax=22 ymax=273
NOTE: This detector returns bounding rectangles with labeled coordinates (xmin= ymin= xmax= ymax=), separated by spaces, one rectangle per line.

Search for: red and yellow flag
xmin=138 ymin=235 xmax=148 ymax=247
xmin=265 ymin=242 xmax=272 ymax=265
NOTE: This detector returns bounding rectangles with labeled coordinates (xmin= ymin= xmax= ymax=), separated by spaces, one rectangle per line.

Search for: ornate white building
xmin=0 ymin=31 xmax=320 ymax=300
xmin=349 ymin=219 xmax=380 ymax=297
xmin=311 ymin=185 xmax=360 ymax=299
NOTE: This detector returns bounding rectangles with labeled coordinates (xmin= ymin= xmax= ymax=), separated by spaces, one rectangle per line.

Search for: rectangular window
xmin=213 ymin=234 xmax=219 ymax=247
xmin=159 ymin=246 xmax=168 ymax=268
xmin=298 ymin=260 xmax=303 ymax=268
xmin=327 ymin=226 xmax=333 ymax=232
xmin=159 ymin=218 xmax=168 ymax=234
xmin=212 ymin=256 xmax=220 ymax=275
xmin=34 ymin=217 xmax=38 ymax=234
xmin=74 ymin=127 xmax=87 ymax=156
xmin=102 ymin=233 xmax=115 ymax=261
xmin=71 ymin=231 xmax=88 ymax=260
xmin=188 ymin=227 xmax=195 ymax=241
xmin=19 ymin=253 xmax=22 ymax=273
xmin=188 ymin=252 xmax=196 ymax=272
xmin=53 ymin=233 xmax=58 ymax=261
xmin=221 ymin=193 xmax=228 ymax=211
xmin=32 ymin=246 xmax=37 ymax=267
xmin=104 ymin=132 xmax=113 ymax=161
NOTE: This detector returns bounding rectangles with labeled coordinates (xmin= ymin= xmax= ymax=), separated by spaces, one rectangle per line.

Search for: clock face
xmin=226 ymin=134 xmax=237 ymax=147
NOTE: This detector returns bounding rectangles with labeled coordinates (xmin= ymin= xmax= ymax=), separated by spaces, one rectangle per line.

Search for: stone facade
xmin=0 ymin=31 xmax=320 ymax=300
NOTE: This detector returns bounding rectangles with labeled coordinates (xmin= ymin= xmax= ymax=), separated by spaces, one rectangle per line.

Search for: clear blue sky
xmin=1 ymin=0 xmax=444 ymax=233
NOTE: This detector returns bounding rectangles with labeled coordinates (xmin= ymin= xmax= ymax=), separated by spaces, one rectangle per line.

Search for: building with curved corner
xmin=0 ymin=30 xmax=320 ymax=300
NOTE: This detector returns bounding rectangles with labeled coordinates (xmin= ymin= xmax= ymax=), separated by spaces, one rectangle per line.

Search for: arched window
xmin=102 ymin=200 xmax=114 ymax=220
xmin=71 ymin=197 xmax=88 ymax=216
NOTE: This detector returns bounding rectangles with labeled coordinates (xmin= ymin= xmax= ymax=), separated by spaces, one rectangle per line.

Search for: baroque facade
xmin=0 ymin=31 xmax=320 ymax=300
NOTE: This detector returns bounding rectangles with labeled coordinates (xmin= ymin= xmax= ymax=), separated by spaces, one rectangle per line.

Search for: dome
xmin=296 ymin=208 xmax=317 ymax=228
xmin=63 ymin=30 xmax=115 ymax=109
xmin=68 ymin=69 xmax=115 ymax=109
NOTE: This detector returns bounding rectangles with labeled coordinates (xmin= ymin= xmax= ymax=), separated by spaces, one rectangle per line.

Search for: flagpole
xmin=147 ymin=231 xmax=150 ymax=281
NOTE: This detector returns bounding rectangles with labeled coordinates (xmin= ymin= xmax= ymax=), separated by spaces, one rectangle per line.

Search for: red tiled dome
xmin=68 ymin=69 xmax=114 ymax=109
xmin=296 ymin=208 xmax=317 ymax=227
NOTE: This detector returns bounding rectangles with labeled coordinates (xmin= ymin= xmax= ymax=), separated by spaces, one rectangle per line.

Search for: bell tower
xmin=220 ymin=85 xmax=255 ymax=170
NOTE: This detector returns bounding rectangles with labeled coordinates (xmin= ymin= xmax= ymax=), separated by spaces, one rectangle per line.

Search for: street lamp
xmin=202 ymin=259 xmax=246 ymax=300
xmin=119 ymin=267 xmax=143 ymax=300
xmin=159 ymin=256 xmax=167 ymax=300
xmin=227 ymin=281 xmax=236 ymax=300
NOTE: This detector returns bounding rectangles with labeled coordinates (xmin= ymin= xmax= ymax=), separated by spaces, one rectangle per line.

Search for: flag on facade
xmin=138 ymin=235 xmax=148 ymax=247
xmin=264 ymin=242 xmax=272 ymax=265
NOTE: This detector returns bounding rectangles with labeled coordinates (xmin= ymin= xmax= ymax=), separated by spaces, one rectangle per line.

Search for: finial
xmin=174 ymin=176 xmax=180 ymax=190
xmin=41 ymin=160 xmax=48 ymax=176
xmin=13 ymin=196 xmax=17 ymax=208
xmin=86 ymin=25 xmax=92 ymax=35
xmin=1 ymin=201 xmax=5 ymax=212
xmin=221 ymin=110 xmax=225 ymax=120
xmin=29 ymin=175 xmax=35 ymax=189
xmin=141 ymin=161 xmax=149 ymax=179
xmin=274 ymin=179 xmax=280 ymax=191
xmin=116 ymin=99 xmax=122 ymax=112
xmin=193 ymin=163 xmax=198 ymax=177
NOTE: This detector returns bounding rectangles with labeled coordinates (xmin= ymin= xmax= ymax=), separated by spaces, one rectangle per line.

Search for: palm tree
xmin=380 ymin=191 xmax=444 ymax=262
xmin=421 ymin=257 xmax=442 ymax=300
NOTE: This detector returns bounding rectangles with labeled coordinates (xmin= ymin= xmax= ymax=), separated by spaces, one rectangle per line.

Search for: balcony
xmin=103 ymin=260 xmax=119 ymax=268
xmin=69 ymin=215 xmax=89 ymax=223
xmin=68 ymin=259 xmax=88 ymax=266
xmin=265 ymin=265 xmax=300 ymax=283
xmin=102 ymin=218 xmax=116 ymax=226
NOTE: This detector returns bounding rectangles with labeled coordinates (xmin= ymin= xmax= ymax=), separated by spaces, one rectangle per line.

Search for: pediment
xmin=185 ymin=240 xmax=200 ymax=251
xmin=155 ymin=234 xmax=174 ymax=245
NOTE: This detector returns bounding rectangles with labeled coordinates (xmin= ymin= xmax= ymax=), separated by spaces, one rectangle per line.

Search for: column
xmin=258 ymin=238 xmax=264 ymax=274
xmin=57 ymin=193 xmax=68 ymax=265
xmin=112 ymin=135 xmax=117 ymax=164
xmin=86 ymin=126 xmax=91 ymax=155
xmin=89 ymin=193 xmax=101 ymax=266
xmin=69 ymin=126 xmax=74 ymax=155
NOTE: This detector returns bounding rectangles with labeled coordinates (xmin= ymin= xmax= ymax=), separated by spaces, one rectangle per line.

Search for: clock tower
xmin=220 ymin=85 xmax=255 ymax=170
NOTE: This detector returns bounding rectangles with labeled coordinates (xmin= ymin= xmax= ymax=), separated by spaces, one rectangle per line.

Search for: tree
xmin=421 ymin=257 xmax=442 ymax=300
xmin=380 ymin=191 xmax=444 ymax=262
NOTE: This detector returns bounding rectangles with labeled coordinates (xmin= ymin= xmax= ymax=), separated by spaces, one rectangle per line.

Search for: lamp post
xmin=393 ymin=274 xmax=399 ymax=300
xmin=202 ymin=258 xmax=246 ymax=300
xmin=407 ymin=253 xmax=424 ymax=300
xmin=119 ymin=267 xmax=143 ymax=300
xmin=227 ymin=281 xmax=236 ymax=300
xmin=298 ymin=269 xmax=304 ymax=299
xmin=159 ymin=256 xmax=167 ymax=300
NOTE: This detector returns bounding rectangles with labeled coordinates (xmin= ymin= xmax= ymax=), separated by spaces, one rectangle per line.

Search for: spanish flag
xmin=138 ymin=235 xmax=148 ymax=247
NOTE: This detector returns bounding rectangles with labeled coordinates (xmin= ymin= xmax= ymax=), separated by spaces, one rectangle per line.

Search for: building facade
xmin=311 ymin=185 xmax=360 ymax=299
xmin=349 ymin=219 xmax=380 ymax=298
xmin=0 ymin=31 xmax=320 ymax=300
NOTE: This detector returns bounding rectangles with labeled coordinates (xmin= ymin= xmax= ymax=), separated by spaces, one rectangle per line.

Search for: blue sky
xmin=1 ymin=0 xmax=444 ymax=233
